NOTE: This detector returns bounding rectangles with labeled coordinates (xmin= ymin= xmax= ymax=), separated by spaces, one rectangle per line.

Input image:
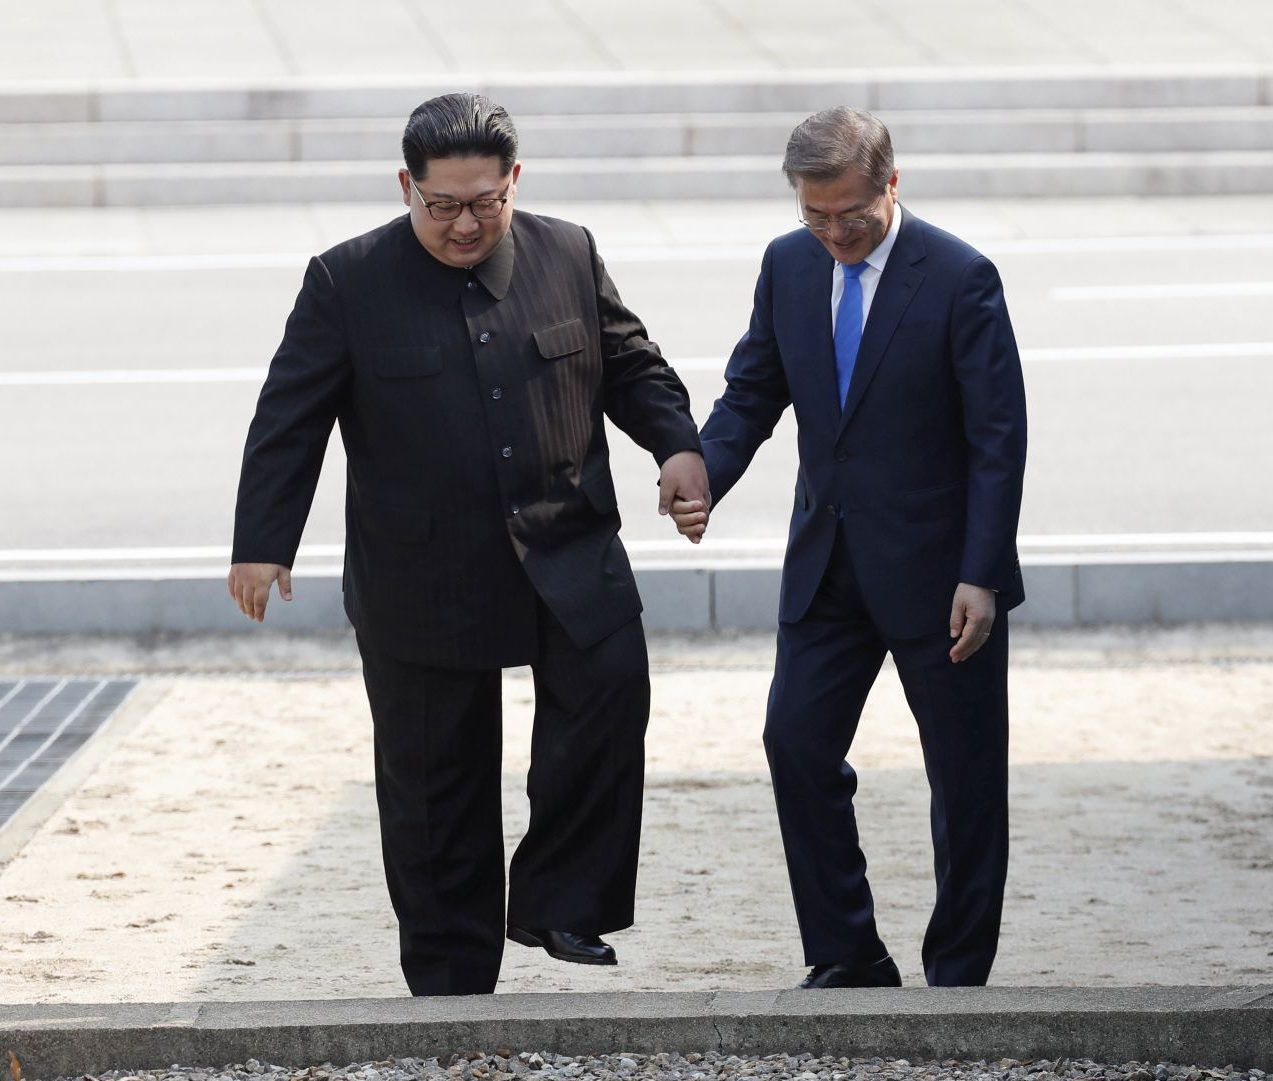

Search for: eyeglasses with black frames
xmin=408 ymin=176 xmax=511 ymax=221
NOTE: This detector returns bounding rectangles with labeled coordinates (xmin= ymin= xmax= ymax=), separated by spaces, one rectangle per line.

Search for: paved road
xmin=1 ymin=194 xmax=1271 ymax=572
xmin=3 ymin=0 xmax=1270 ymax=83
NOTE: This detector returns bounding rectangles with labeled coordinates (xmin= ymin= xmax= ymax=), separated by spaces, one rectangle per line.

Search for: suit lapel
xmin=795 ymin=237 xmax=842 ymax=435
xmin=836 ymin=210 xmax=927 ymax=437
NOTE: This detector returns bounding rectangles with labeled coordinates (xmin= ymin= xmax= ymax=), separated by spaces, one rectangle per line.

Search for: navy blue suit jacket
xmin=700 ymin=208 xmax=1027 ymax=638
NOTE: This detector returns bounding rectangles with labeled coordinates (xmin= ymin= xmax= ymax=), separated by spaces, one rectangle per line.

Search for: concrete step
xmin=3 ymin=552 xmax=1272 ymax=631
xmin=2 ymin=107 xmax=1272 ymax=165
xmin=3 ymin=151 xmax=1272 ymax=206
xmin=2 ymin=67 xmax=1270 ymax=123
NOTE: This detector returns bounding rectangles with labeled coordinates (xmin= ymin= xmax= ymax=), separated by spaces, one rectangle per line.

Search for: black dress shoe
xmin=799 ymin=954 xmax=902 ymax=988
xmin=506 ymin=924 xmax=618 ymax=965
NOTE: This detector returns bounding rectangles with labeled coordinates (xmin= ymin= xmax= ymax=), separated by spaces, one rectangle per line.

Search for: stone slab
xmin=633 ymin=567 xmax=713 ymax=632
xmin=2 ymin=987 xmax=1271 ymax=1079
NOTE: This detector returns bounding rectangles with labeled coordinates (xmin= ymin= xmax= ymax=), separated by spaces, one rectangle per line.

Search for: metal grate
xmin=0 ymin=678 xmax=137 ymax=829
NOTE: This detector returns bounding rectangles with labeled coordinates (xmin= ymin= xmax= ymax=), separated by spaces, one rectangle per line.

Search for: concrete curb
xmin=5 ymin=109 xmax=1273 ymax=168
xmin=3 ymin=988 xmax=1271 ymax=1078
xmin=1 ymin=558 xmax=1271 ymax=634
xmin=5 ymin=150 xmax=1273 ymax=207
xmin=1 ymin=67 xmax=1271 ymax=122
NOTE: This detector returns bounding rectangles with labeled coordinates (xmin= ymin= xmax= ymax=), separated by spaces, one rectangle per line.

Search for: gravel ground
xmin=41 ymin=1055 xmax=1270 ymax=1081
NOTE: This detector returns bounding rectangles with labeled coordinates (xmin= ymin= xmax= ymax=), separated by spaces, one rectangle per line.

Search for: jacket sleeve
xmin=950 ymin=255 xmax=1028 ymax=590
xmin=698 ymin=240 xmax=792 ymax=506
xmin=231 ymin=255 xmax=351 ymax=567
xmin=587 ymin=228 xmax=702 ymax=466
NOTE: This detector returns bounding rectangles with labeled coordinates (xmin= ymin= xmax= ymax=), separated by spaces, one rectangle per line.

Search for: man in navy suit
xmin=672 ymin=108 xmax=1026 ymax=988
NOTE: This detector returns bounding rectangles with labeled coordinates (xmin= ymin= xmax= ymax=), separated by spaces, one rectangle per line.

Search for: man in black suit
xmin=228 ymin=93 xmax=707 ymax=996
xmin=673 ymin=108 xmax=1026 ymax=988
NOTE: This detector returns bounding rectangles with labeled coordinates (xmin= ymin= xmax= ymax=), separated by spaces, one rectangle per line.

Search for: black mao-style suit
xmin=698 ymin=207 xmax=1027 ymax=986
xmin=232 ymin=210 xmax=700 ymax=994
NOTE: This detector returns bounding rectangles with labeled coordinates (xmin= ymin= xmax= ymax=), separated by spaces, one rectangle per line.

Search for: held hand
xmin=657 ymin=451 xmax=711 ymax=542
xmin=948 ymin=582 xmax=996 ymax=663
xmin=227 ymin=562 xmax=292 ymax=623
xmin=670 ymin=497 xmax=709 ymax=543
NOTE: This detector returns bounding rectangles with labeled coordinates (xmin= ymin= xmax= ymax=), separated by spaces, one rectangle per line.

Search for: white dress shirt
xmin=830 ymin=202 xmax=903 ymax=335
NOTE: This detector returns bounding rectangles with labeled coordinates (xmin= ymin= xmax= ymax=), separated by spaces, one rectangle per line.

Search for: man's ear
xmin=398 ymin=168 xmax=412 ymax=208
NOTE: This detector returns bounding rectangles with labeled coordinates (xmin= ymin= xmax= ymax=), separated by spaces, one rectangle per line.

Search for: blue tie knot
xmin=843 ymin=260 xmax=870 ymax=279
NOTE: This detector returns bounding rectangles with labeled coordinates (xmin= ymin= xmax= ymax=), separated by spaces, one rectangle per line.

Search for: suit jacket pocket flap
xmin=534 ymin=319 xmax=588 ymax=360
xmin=902 ymin=481 xmax=966 ymax=521
xmin=373 ymin=345 xmax=443 ymax=379
xmin=580 ymin=468 xmax=619 ymax=514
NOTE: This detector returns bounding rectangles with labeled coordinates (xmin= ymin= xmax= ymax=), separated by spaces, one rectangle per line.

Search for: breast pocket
xmin=533 ymin=319 xmax=588 ymax=360
xmin=372 ymin=346 xmax=443 ymax=379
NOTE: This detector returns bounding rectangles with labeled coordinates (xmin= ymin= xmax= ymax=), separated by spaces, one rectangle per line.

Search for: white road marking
xmin=979 ymin=233 xmax=1273 ymax=255
xmin=0 ymin=544 xmax=343 ymax=562
xmin=5 ymin=341 xmax=1272 ymax=385
xmin=1 ymin=233 xmax=1273 ymax=273
xmin=1020 ymin=342 xmax=1273 ymax=362
xmin=0 ymin=368 xmax=268 ymax=386
xmin=1053 ymin=281 xmax=1273 ymax=300
xmin=2 ymin=533 xmax=1271 ymax=574
xmin=673 ymin=342 xmax=1273 ymax=370
xmin=0 ymin=253 xmax=311 ymax=273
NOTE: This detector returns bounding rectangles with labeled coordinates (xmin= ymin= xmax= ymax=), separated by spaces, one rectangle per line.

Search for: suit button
xmin=835 ymin=450 xmax=848 ymax=462
xmin=479 ymin=331 xmax=491 ymax=343
xmin=466 ymin=279 xmax=478 ymax=290
xmin=491 ymin=386 xmax=503 ymax=400
xmin=501 ymin=445 xmax=513 ymax=458
xmin=510 ymin=502 xmax=520 ymax=515
xmin=825 ymin=504 xmax=838 ymax=516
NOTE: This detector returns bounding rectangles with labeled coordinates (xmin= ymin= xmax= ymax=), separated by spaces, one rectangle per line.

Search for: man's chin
xmin=830 ymin=241 xmax=867 ymax=262
xmin=443 ymin=239 xmax=486 ymax=266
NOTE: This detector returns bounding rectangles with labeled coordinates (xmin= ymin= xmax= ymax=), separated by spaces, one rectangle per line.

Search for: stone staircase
xmin=1 ymin=68 xmax=1271 ymax=205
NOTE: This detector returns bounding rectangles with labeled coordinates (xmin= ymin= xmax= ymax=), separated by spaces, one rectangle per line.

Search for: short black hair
xmin=401 ymin=93 xmax=518 ymax=181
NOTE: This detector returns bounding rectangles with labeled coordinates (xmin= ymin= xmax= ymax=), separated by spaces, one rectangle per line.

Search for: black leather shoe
xmin=507 ymin=924 xmax=618 ymax=966
xmin=799 ymin=954 xmax=902 ymax=988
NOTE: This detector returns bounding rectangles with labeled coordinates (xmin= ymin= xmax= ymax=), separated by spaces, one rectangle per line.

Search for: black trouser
xmin=764 ymin=525 xmax=1010 ymax=986
xmin=358 ymin=603 xmax=650 ymax=996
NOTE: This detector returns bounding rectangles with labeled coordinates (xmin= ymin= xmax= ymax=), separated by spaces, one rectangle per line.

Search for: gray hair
xmin=782 ymin=107 xmax=895 ymax=191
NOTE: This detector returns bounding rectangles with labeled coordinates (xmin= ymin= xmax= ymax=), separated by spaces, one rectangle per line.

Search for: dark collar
xmin=470 ymin=222 xmax=515 ymax=300
xmin=392 ymin=213 xmax=515 ymax=302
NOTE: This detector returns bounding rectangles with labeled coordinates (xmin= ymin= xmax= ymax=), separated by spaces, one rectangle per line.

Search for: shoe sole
xmin=506 ymin=925 xmax=618 ymax=966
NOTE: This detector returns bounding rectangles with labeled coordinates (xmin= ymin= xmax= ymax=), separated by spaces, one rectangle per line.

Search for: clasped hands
xmin=666 ymin=465 xmax=996 ymax=663
xmin=658 ymin=451 xmax=711 ymax=545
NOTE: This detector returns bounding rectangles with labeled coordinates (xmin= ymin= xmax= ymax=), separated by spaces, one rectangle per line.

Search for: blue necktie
xmin=834 ymin=260 xmax=870 ymax=408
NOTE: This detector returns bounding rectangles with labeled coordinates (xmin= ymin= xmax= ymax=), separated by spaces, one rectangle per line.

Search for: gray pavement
xmin=1 ymin=196 xmax=1271 ymax=553
xmin=3 ymin=192 xmax=1272 ymax=628
xmin=4 ymin=0 xmax=1273 ymax=81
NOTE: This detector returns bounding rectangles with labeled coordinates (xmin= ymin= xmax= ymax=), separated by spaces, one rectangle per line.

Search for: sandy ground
xmin=0 ymin=629 xmax=1270 ymax=1001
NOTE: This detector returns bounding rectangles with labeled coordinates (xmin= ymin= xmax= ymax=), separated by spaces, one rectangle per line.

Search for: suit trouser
xmin=357 ymin=602 xmax=650 ymax=996
xmin=764 ymin=525 xmax=1010 ymax=986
